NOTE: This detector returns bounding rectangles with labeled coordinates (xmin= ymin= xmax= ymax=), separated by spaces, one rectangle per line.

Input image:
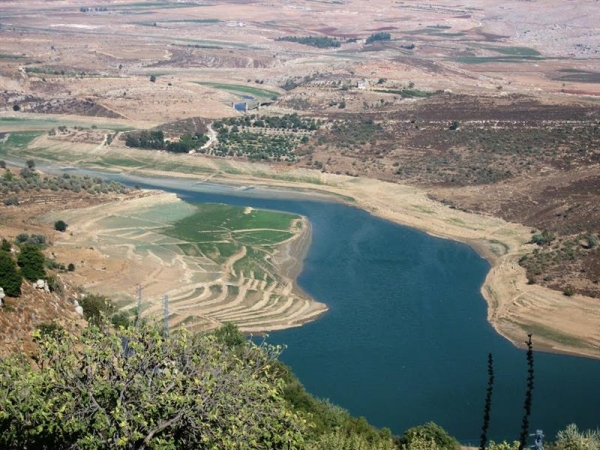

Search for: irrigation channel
xmin=68 ymin=171 xmax=600 ymax=443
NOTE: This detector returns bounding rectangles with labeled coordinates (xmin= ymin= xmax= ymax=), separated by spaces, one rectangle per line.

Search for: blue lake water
xmin=112 ymin=176 xmax=600 ymax=443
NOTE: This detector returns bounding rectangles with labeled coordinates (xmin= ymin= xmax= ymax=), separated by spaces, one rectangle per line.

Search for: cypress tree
xmin=0 ymin=251 xmax=22 ymax=297
xmin=518 ymin=334 xmax=535 ymax=450
xmin=479 ymin=353 xmax=494 ymax=450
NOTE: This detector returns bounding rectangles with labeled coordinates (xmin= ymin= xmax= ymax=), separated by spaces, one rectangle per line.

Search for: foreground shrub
xmin=555 ymin=424 xmax=600 ymax=450
xmin=395 ymin=422 xmax=460 ymax=450
xmin=0 ymin=323 xmax=305 ymax=449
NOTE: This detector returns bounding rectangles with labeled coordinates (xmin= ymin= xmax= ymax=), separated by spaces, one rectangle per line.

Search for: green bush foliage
xmin=366 ymin=32 xmax=391 ymax=44
xmin=555 ymin=424 xmax=600 ymax=450
xmin=0 ymin=322 xmax=305 ymax=449
xmin=125 ymin=130 xmax=208 ymax=153
xmin=0 ymin=251 xmax=22 ymax=297
xmin=276 ymin=36 xmax=341 ymax=48
xmin=395 ymin=422 xmax=461 ymax=450
xmin=208 ymin=114 xmax=321 ymax=161
xmin=530 ymin=230 xmax=556 ymax=246
xmin=17 ymin=244 xmax=46 ymax=281
xmin=0 ymin=171 xmax=129 ymax=196
xmin=0 ymin=238 xmax=11 ymax=252
xmin=54 ymin=220 xmax=68 ymax=232
xmin=79 ymin=293 xmax=115 ymax=325
xmin=36 ymin=322 xmax=65 ymax=339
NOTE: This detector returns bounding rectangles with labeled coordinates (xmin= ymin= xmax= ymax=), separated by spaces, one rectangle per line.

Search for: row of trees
xmin=125 ymin=130 xmax=209 ymax=153
xmin=215 ymin=113 xmax=321 ymax=132
xmin=2 ymin=164 xmax=129 ymax=197
xmin=276 ymin=35 xmax=341 ymax=48
xmin=366 ymin=32 xmax=391 ymax=44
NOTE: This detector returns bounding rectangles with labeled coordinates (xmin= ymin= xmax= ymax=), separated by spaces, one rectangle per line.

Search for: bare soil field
xmin=1 ymin=0 xmax=599 ymax=357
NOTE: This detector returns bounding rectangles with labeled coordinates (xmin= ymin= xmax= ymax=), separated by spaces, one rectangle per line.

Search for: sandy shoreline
xmin=102 ymin=165 xmax=600 ymax=359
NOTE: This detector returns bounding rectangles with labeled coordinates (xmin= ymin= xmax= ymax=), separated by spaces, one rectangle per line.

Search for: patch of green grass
xmin=174 ymin=204 xmax=297 ymax=234
xmin=0 ymin=54 xmax=25 ymax=59
xmin=235 ymin=230 xmax=294 ymax=246
xmin=555 ymin=69 xmax=600 ymax=84
xmin=453 ymin=55 xmax=548 ymax=64
xmin=146 ymin=161 xmax=216 ymax=175
xmin=0 ymin=131 xmax=43 ymax=156
xmin=214 ymin=243 xmax=240 ymax=258
xmin=485 ymin=46 xmax=541 ymax=56
xmin=173 ymin=37 xmax=252 ymax=49
xmin=96 ymin=156 xmax=148 ymax=168
xmin=195 ymin=82 xmax=279 ymax=98
xmin=19 ymin=148 xmax=62 ymax=162
xmin=406 ymin=28 xmax=464 ymax=37
xmin=0 ymin=116 xmax=132 ymax=132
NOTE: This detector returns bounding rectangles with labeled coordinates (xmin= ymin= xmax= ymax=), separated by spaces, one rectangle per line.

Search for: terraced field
xmin=47 ymin=193 xmax=326 ymax=333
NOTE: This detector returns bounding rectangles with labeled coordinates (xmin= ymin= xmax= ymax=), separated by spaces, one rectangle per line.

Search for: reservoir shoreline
xmin=106 ymin=168 xmax=600 ymax=360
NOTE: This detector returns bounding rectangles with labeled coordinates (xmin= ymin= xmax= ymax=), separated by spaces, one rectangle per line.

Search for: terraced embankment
xmin=45 ymin=192 xmax=326 ymax=333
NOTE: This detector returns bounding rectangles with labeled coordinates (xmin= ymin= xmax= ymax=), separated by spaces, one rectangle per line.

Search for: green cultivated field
xmin=165 ymin=204 xmax=296 ymax=237
xmin=196 ymin=82 xmax=280 ymax=98
xmin=162 ymin=204 xmax=300 ymax=282
xmin=0 ymin=131 xmax=43 ymax=156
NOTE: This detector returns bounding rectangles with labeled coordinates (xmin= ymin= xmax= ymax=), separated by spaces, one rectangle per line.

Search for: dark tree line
xmin=125 ymin=130 xmax=208 ymax=153
xmin=276 ymin=36 xmax=341 ymax=48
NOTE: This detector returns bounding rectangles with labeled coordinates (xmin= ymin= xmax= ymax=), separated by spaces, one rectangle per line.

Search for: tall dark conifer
xmin=518 ymin=334 xmax=535 ymax=450
xmin=479 ymin=353 xmax=494 ymax=450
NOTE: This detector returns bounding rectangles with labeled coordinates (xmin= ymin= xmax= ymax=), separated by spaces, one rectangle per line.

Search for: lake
xmin=109 ymin=175 xmax=600 ymax=443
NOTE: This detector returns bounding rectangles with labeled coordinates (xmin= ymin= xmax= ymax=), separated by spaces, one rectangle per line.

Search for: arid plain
xmin=1 ymin=0 xmax=600 ymax=357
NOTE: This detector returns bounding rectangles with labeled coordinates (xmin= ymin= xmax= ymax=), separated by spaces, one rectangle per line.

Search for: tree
xmin=12 ymin=104 xmax=20 ymax=112
xmin=79 ymin=294 xmax=115 ymax=325
xmin=0 ymin=251 xmax=22 ymax=297
xmin=1 ymin=239 xmax=11 ymax=252
xmin=54 ymin=220 xmax=68 ymax=232
xmin=110 ymin=311 xmax=130 ymax=328
xmin=67 ymin=263 xmax=75 ymax=272
xmin=0 ymin=322 xmax=305 ymax=449
xmin=213 ymin=321 xmax=245 ymax=348
xmin=26 ymin=159 xmax=35 ymax=169
xmin=395 ymin=423 xmax=460 ymax=450
xmin=19 ymin=167 xmax=33 ymax=178
xmin=17 ymin=244 xmax=46 ymax=281
xmin=366 ymin=32 xmax=391 ymax=45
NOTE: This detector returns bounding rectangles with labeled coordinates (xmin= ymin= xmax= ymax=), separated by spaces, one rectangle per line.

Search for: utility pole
xmin=163 ymin=294 xmax=169 ymax=339
xmin=136 ymin=284 xmax=142 ymax=326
